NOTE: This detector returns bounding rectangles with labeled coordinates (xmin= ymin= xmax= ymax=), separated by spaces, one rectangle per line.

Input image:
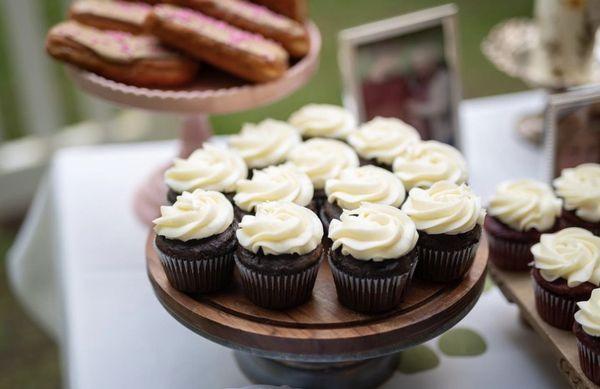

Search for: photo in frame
xmin=338 ymin=4 xmax=462 ymax=147
xmin=544 ymin=86 xmax=600 ymax=181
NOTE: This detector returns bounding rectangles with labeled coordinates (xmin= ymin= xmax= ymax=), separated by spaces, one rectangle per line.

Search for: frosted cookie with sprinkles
xmin=69 ymin=0 xmax=152 ymax=34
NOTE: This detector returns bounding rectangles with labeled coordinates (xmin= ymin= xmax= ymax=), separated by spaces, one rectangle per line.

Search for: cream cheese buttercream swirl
xmin=229 ymin=119 xmax=301 ymax=168
xmin=165 ymin=144 xmax=247 ymax=193
xmin=531 ymin=227 xmax=600 ymax=287
xmin=348 ymin=117 xmax=421 ymax=165
xmin=488 ymin=179 xmax=562 ymax=232
xmin=553 ymin=163 xmax=600 ymax=223
xmin=575 ymin=289 xmax=600 ymax=337
xmin=234 ymin=163 xmax=313 ymax=212
xmin=329 ymin=203 xmax=418 ymax=261
xmin=287 ymin=138 xmax=359 ymax=189
xmin=325 ymin=165 xmax=405 ymax=210
xmin=288 ymin=104 xmax=357 ymax=140
xmin=236 ymin=201 xmax=323 ymax=255
xmin=393 ymin=141 xmax=468 ymax=190
xmin=153 ymin=189 xmax=234 ymax=241
xmin=402 ymin=181 xmax=486 ymax=235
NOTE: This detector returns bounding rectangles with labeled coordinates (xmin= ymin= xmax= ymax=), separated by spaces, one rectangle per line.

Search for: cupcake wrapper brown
xmin=328 ymin=256 xmax=417 ymax=313
xmin=533 ymin=281 xmax=578 ymax=330
xmin=577 ymin=339 xmax=600 ymax=385
xmin=486 ymin=232 xmax=533 ymax=271
xmin=156 ymin=246 xmax=235 ymax=294
xmin=235 ymin=257 xmax=321 ymax=309
xmin=416 ymin=241 xmax=479 ymax=282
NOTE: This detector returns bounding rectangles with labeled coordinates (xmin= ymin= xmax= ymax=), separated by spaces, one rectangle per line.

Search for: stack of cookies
xmin=46 ymin=0 xmax=310 ymax=87
xmin=152 ymin=104 xmax=488 ymax=315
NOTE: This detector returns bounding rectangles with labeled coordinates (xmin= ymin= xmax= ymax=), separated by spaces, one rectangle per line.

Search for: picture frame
xmin=544 ymin=85 xmax=600 ymax=181
xmin=338 ymin=4 xmax=462 ymax=147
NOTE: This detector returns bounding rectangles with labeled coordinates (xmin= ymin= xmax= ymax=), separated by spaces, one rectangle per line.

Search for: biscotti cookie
xmin=146 ymin=5 xmax=288 ymax=82
xmin=69 ymin=0 xmax=152 ymax=35
xmin=46 ymin=21 xmax=198 ymax=88
xmin=166 ymin=0 xmax=309 ymax=57
xmin=251 ymin=0 xmax=307 ymax=22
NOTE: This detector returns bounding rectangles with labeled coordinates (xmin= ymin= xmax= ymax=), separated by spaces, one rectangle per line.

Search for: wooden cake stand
xmin=146 ymin=233 xmax=489 ymax=388
xmin=65 ymin=23 xmax=321 ymax=225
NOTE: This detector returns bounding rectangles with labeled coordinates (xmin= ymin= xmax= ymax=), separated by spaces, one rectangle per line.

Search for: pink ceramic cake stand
xmin=66 ymin=22 xmax=321 ymax=225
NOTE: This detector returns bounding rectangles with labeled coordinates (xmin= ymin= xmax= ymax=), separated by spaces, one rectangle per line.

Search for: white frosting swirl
xmin=229 ymin=119 xmax=301 ymax=169
xmin=287 ymin=138 xmax=359 ymax=189
xmin=234 ymin=163 xmax=313 ymax=212
xmin=575 ymin=289 xmax=600 ymax=337
xmin=236 ymin=201 xmax=323 ymax=255
xmin=553 ymin=163 xmax=600 ymax=223
xmin=288 ymin=104 xmax=356 ymax=140
xmin=348 ymin=117 xmax=421 ymax=165
xmin=329 ymin=203 xmax=418 ymax=261
xmin=325 ymin=165 xmax=405 ymax=210
xmin=165 ymin=144 xmax=247 ymax=193
xmin=402 ymin=181 xmax=486 ymax=235
xmin=393 ymin=141 xmax=468 ymax=190
xmin=153 ymin=190 xmax=233 ymax=241
xmin=488 ymin=179 xmax=562 ymax=232
xmin=532 ymin=227 xmax=600 ymax=287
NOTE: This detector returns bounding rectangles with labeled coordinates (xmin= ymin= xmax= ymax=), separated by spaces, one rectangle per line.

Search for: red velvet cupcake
xmin=573 ymin=289 xmax=600 ymax=385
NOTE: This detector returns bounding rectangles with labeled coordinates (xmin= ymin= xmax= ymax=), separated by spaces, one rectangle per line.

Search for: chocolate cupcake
xmin=485 ymin=179 xmax=562 ymax=271
xmin=287 ymin=138 xmax=358 ymax=209
xmin=229 ymin=118 xmax=301 ymax=172
xmin=392 ymin=140 xmax=468 ymax=191
xmin=531 ymin=228 xmax=600 ymax=329
xmin=321 ymin=165 xmax=405 ymax=231
xmin=553 ymin=163 xmax=600 ymax=236
xmin=574 ymin=289 xmax=600 ymax=385
xmin=235 ymin=201 xmax=324 ymax=309
xmin=402 ymin=181 xmax=485 ymax=282
xmin=153 ymin=189 xmax=236 ymax=293
xmin=164 ymin=143 xmax=247 ymax=204
xmin=288 ymin=103 xmax=356 ymax=141
xmin=348 ymin=117 xmax=420 ymax=171
xmin=328 ymin=203 xmax=419 ymax=313
xmin=233 ymin=162 xmax=315 ymax=221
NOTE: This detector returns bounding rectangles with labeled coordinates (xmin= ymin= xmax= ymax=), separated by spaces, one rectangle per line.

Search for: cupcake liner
xmin=156 ymin=245 xmax=235 ymax=293
xmin=486 ymin=232 xmax=533 ymax=271
xmin=328 ymin=256 xmax=417 ymax=313
xmin=577 ymin=339 xmax=600 ymax=385
xmin=235 ymin=257 xmax=322 ymax=309
xmin=416 ymin=241 xmax=479 ymax=282
xmin=533 ymin=280 xmax=578 ymax=330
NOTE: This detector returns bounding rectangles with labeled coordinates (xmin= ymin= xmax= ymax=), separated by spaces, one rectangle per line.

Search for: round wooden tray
xmin=66 ymin=22 xmax=321 ymax=114
xmin=146 ymin=233 xmax=489 ymax=363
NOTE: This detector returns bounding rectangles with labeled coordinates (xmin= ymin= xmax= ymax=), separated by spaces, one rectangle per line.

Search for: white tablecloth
xmin=8 ymin=91 xmax=566 ymax=388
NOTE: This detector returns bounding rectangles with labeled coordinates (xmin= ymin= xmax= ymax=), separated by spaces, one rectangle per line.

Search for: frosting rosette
xmin=236 ymin=201 xmax=323 ymax=255
xmin=325 ymin=165 xmax=405 ymax=210
xmin=153 ymin=189 xmax=234 ymax=241
xmin=287 ymin=138 xmax=359 ymax=189
xmin=575 ymin=289 xmax=600 ymax=337
xmin=288 ymin=104 xmax=356 ymax=139
xmin=234 ymin=163 xmax=313 ymax=212
xmin=348 ymin=117 xmax=421 ymax=165
xmin=553 ymin=163 xmax=600 ymax=223
xmin=392 ymin=140 xmax=468 ymax=190
xmin=165 ymin=143 xmax=247 ymax=193
xmin=402 ymin=181 xmax=486 ymax=235
xmin=488 ymin=179 xmax=562 ymax=232
xmin=531 ymin=227 xmax=600 ymax=287
xmin=229 ymin=119 xmax=301 ymax=168
xmin=329 ymin=203 xmax=418 ymax=261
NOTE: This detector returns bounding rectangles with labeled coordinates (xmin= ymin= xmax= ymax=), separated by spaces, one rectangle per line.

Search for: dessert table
xmin=8 ymin=90 xmax=567 ymax=388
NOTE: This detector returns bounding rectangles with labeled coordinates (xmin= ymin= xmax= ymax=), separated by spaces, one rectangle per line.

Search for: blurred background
xmin=0 ymin=0 xmax=532 ymax=387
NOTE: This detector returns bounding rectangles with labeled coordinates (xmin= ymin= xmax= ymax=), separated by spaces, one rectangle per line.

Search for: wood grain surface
xmin=146 ymin=233 xmax=488 ymax=362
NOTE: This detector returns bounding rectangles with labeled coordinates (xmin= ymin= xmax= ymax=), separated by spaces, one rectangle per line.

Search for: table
xmin=8 ymin=91 xmax=566 ymax=388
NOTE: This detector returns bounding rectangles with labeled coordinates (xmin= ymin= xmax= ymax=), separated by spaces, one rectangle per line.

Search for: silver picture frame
xmin=338 ymin=4 xmax=462 ymax=148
